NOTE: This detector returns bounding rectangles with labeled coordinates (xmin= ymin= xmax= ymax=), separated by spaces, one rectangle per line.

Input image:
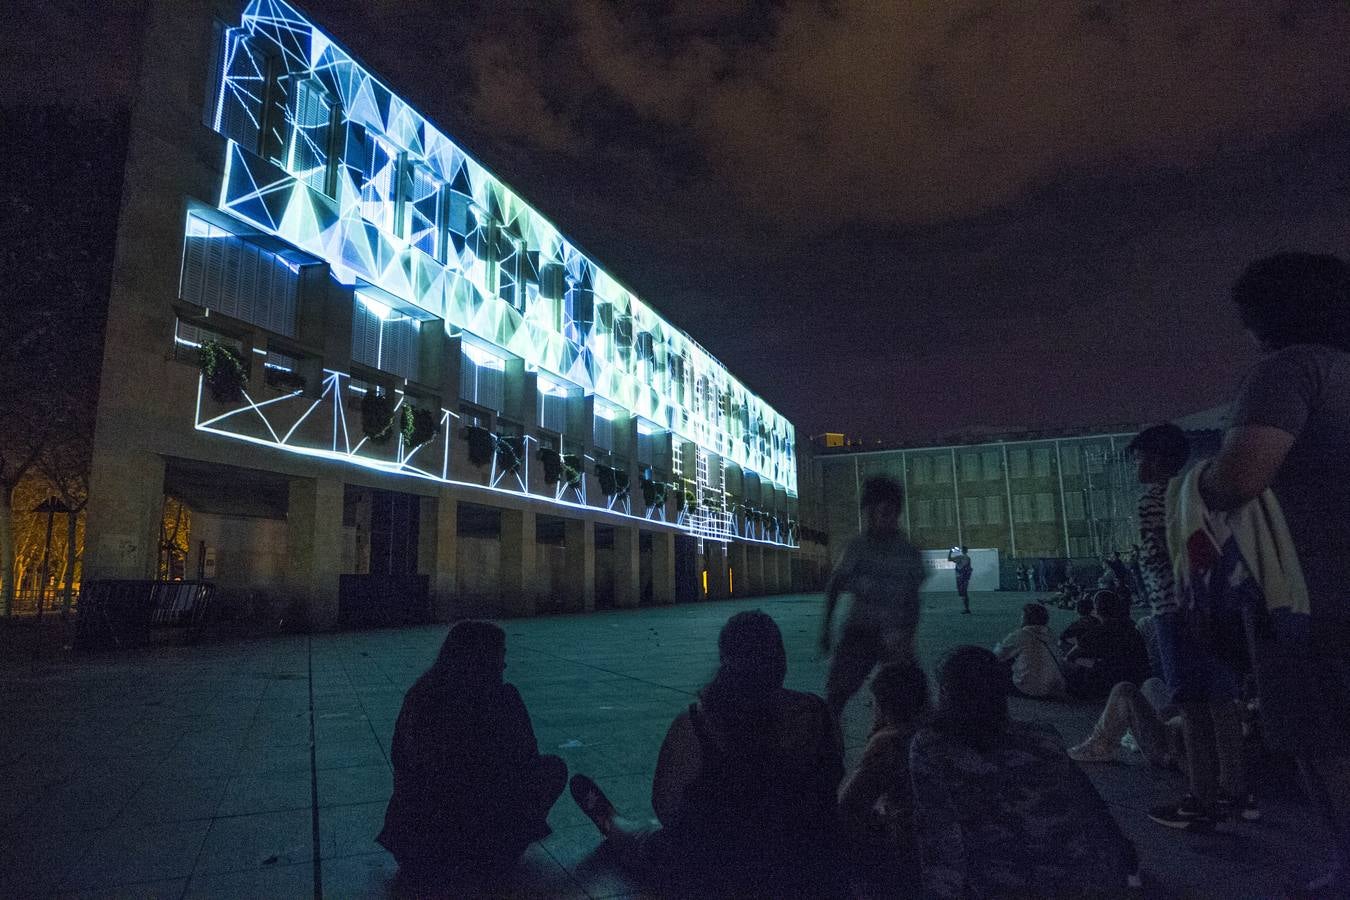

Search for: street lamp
xmin=31 ymin=497 xmax=73 ymax=619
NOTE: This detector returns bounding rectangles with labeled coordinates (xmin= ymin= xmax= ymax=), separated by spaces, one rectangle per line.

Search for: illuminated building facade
xmin=83 ymin=0 xmax=800 ymax=626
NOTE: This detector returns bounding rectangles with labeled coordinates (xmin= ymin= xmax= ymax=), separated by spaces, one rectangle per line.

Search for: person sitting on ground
xmin=1059 ymin=595 xmax=1099 ymax=652
xmin=1065 ymin=589 xmax=1151 ymax=700
xmin=569 ymin=610 xmax=846 ymax=898
xmin=910 ymin=646 xmax=1138 ymax=897
xmin=838 ymin=661 xmax=929 ymax=888
xmin=378 ymin=620 xmax=566 ymax=890
xmin=1068 ymin=676 xmax=1186 ymax=771
xmin=993 ymin=602 xmax=1065 ymax=698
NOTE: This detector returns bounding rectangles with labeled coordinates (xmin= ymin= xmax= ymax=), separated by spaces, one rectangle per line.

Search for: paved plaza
xmin=0 ymin=592 xmax=1330 ymax=898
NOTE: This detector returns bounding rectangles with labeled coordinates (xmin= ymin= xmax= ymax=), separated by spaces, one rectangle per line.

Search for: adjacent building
xmin=812 ymin=418 xmax=1223 ymax=583
xmin=82 ymin=0 xmax=801 ymax=627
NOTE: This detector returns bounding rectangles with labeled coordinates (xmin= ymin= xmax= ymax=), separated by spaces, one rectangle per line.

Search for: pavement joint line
xmin=510 ymin=643 xmax=700 ymax=697
xmin=308 ymin=635 xmax=323 ymax=900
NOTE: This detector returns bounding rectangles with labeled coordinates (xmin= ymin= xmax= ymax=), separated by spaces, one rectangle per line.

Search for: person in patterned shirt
xmin=820 ymin=476 xmax=928 ymax=723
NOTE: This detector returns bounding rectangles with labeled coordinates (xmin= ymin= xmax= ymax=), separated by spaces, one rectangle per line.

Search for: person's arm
xmin=651 ymin=711 xmax=699 ymax=826
xmin=838 ymin=729 xmax=900 ymax=826
xmin=910 ymin=734 xmax=968 ymax=899
xmin=947 ymin=549 xmax=955 ymax=563
xmin=501 ymin=684 xmax=541 ymax=766
xmin=992 ymin=629 xmax=1020 ymax=662
xmin=1204 ymin=351 xmax=1312 ymax=512
xmin=1200 ymin=425 xmax=1296 ymax=512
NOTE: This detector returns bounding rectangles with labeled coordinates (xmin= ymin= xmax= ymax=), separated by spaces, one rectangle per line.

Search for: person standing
xmin=949 ymin=546 xmax=973 ymax=613
xmin=1200 ymin=253 xmax=1350 ymax=893
xmin=820 ymin=476 xmax=928 ymax=723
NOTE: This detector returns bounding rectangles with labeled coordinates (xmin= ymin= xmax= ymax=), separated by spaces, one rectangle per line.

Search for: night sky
xmin=14 ymin=1 xmax=1350 ymax=442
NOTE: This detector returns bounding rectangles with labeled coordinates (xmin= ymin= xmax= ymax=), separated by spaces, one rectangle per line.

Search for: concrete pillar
xmin=83 ymin=449 xmax=166 ymax=583
xmin=500 ymin=507 xmax=538 ymax=617
xmin=706 ymin=542 xmax=729 ymax=600
xmin=766 ymin=549 xmax=784 ymax=594
xmin=746 ymin=545 xmax=765 ymax=596
xmin=728 ymin=541 xmax=749 ymax=598
xmin=649 ymin=529 xmax=675 ymax=605
xmin=287 ymin=476 xmax=344 ymax=630
xmin=563 ymin=517 xmax=595 ymax=612
xmin=431 ymin=496 xmax=457 ymax=621
xmin=612 ymin=524 xmax=640 ymax=608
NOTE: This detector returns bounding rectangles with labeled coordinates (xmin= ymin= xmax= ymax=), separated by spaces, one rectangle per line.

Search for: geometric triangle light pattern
xmin=210 ymin=0 xmax=795 ymax=495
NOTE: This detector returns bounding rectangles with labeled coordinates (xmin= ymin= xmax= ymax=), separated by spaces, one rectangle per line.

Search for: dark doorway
xmin=675 ymin=535 xmax=700 ymax=603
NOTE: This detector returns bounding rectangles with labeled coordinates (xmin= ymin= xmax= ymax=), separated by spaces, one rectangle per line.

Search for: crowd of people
xmin=373 ymin=253 xmax=1347 ymax=897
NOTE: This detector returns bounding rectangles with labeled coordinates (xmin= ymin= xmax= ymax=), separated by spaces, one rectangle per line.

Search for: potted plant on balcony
xmin=595 ymin=464 xmax=618 ymax=497
xmin=361 ymin=389 xmax=396 ymax=443
xmin=537 ymin=447 xmax=563 ymax=483
xmin=613 ymin=468 xmax=630 ymax=501
xmin=401 ymin=405 xmax=440 ymax=450
xmin=199 ymin=339 xmax=248 ymax=403
xmin=495 ymin=434 xmax=524 ymax=473
xmin=640 ymin=477 xmax=667 ymax=509
xmin=464 ymin=425 xmax=494 ymax=466
xmin=561 ymin=454 xmax=583 ymax=489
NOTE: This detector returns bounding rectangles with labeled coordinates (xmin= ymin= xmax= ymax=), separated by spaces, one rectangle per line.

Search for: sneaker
xmin=1216 ymin=792 xmax=1261 ymax=823
xmin=1068 ymin=738 xmax=1118 ymax=763
xmin=1148 ymin=795 xmax=1217 ymax=831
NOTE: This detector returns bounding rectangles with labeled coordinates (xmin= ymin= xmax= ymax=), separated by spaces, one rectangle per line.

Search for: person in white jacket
xmin=993 ymin=603 xmax=1066 ymax=698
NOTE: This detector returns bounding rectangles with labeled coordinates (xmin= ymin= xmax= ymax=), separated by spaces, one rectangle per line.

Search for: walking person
xmin=1199 ymin=253 xmax=1350 ymax=893
xmin=949 ymin=545 xmax=973 ymax=613
xmin=819 ymin=476 xmax=928 ymax=723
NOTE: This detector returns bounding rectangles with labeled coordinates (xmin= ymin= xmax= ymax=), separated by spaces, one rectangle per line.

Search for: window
xmin=403 ymin=163 xmax=442 ymax=258
xmin=932 ymin=455 xmax=952 ymax=483
xmin=961 ymin=452 xmax=980 ymax=481
xmin=352 ymin=292 xmax=421 ymax=382
xmin=459 ymin=344 xmax=506 ymax=411
xmin=288 ymin=79 xmax=334 ymax=195
xmin=982 ymin=450 xmax=1001 ymax=480
xmin=914 ymin=499 xmax=934 ymax=529
xmin=1035 ymin=492 xmax=1056 ymax=523
xmin=593 ymin=406 xmax=616 ymax=452
xmin=180 ymin=215 xmax=300 ymax=337
xmin=637 ymin=427 xmax=663 ymax=466
xmin=963 ymin=496 xmax=982 ymax=526
xmin=1065 ymin=492 xmax=1085 ymax=520
xmin=1008 ymin=448 xmax=1029 ymax=479
xmin=212 ymin=32 xmax=269 ymax=153
xmin=1013 ymin=494 xmax=1034 ymax=523
xmin=1091 ymin=490 xmax=1110 ymax=517
xmin=1086 ymin=447 xmax=1106 ymax=474
xmin=910 ymin=456 xmax=931 ymax=485
xmin=1033 ymin=448 xmax=1053 ymax=478
xmin=1060 ymin=446 xmax=1081 ymax=476
xmin=984 ymin=495 xmax=1003 ymax=524
xmin=357 ymin=131 xmax=399 ymax=233
xmin=536 ymin=377 xmax=570 ymax=434
xmin=494 ymin=227 xmax=524 ymax=311
xmin=936 ymin=498 xmax=955 ymax=527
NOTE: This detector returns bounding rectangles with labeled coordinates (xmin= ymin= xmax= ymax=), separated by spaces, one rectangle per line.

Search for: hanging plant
xmin=561 ymin=454 xmax=583 ymax=488
xmin=538 ymin=448 xmax=563 ymax=484
xmin=495 ymin=434 xmax=524 ymax=472
xmin=640 ymin=478 xmax=667 ymax=509
xmin=595 ymin=464 xmax=618 ymax=496
xmin=361 ymin=389 xmax=396 ymax=443
xmin=199 ymin=339 xmax=248 ymax=403
xmin=614 ymin=468 xmax=630 ymax=500
xmin=678 ymin=489 xmax=698 ymax=512
xmin=401 ymin=405 xmax=440 ymax=450
xmin=464 ymin=425 xmax=494 ymax=466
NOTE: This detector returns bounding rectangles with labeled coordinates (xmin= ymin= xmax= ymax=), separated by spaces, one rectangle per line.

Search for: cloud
xmin=470 ymin=0 xmax=1350 ymax=234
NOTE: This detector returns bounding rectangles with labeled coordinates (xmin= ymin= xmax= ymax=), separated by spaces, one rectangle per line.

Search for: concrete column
xmin=649 ymin=529 xmax=675 ymax=605
xmin=767 ymin=549 xmax=785 ymax=594
xmin=706 ymin=542 xmax=729 ymax=600
xmin=286 ymin=476 xmax=344 ymax=630
xmin=746 ymin=545 xmax=765 ymax=596
xmin=728 ymin=541 xmax=749 ymax=597
xmin=83 ymin=449 xmax=166 ymax=583
xmin=431 ymin=496 xmax=457 ymax=621
xmin=500 ymin=507 xmax=538 ymax=617
xmin=612 ymin=524 xmax=640 ymax=608
xmin=563 ymin=517 xmax=595 ymax=612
